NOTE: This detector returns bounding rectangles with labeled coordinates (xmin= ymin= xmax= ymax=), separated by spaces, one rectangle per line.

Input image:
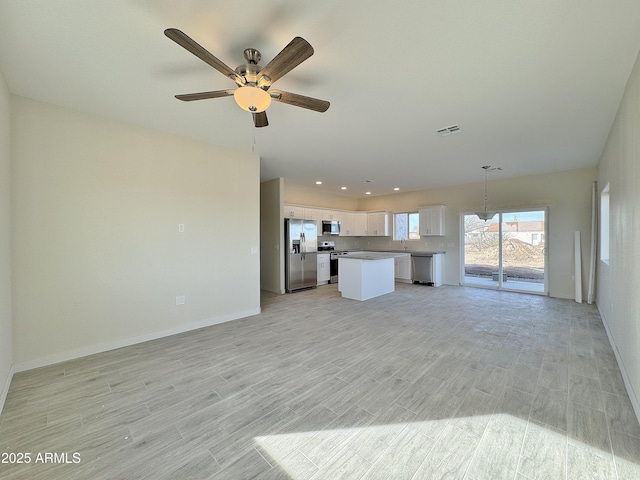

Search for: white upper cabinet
xmin=418 ymin=205 xmax=446 ymax=236
xmin=367 ymin=211 xmax=392 ymax=236
xmin=355 ymin=212 xmax=368 ymax=236
xmin=284 ymin=204 xmax=306 ymax=219
xmin=304 ymin=207 xmax=324 ymax=223
xmin=322 ymin=210 xmax=341 ymax=221
xmin=340 ymin=212 xmax=356 ymax=236
xmin=284 ymin=204 xmax=440 ymax=238
xmin=284 ymin=205 xmax=325 ymax=223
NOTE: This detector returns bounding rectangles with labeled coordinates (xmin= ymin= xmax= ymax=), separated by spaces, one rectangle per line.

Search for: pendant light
xmin=475 ymin=165 xmax=501 ymax=221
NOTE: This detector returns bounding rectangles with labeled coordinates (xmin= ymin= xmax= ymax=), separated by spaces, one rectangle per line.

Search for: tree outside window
xmin=394 ymin=212 xmax=420 ymax=240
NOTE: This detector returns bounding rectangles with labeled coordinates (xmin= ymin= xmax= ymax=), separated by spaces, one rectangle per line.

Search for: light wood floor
xmin=1 ymin=284 xmax=640 ymax=479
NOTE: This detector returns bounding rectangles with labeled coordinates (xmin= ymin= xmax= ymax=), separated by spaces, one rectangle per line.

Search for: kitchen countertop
xmin=365 ymin=250 xmax=446 ymax=257
xmin=332 ymin=249 xmax=445 ymax=257
xmin=338 ymin=252 xmax=410 ymax=260
xmin=406 ymin=251 xmax=446 ymax=256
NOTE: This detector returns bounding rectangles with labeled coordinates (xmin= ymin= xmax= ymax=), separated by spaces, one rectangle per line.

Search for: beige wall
xmin=597 ymin=49 xmax=640 ymax=414
xmin=0 ymin=69 xmax=12 ymax=407
xmin=284 ymin=181 xmax=359 ymax=211
xmin=260 ymin=178 xmax=284 ymax=294
xmin=11 ymin=96 xmax=261 ymax=369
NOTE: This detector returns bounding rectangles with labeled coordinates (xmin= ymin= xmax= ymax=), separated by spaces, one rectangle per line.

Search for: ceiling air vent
xmin=435 ymin=124 xmax=461 ymax=136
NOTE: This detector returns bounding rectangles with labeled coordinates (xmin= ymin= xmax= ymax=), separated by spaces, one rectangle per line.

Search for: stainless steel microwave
xmin=322 ymin=220 xmax=340 ymax=235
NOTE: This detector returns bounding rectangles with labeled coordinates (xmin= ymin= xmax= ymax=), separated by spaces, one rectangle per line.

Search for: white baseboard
xmin=0 ymin=363 xmax=16 ymax=415
xmin=597 ymin=301 xmax=640 ymax=424
xmin=14 ymin=308 xmax=261 ymax=374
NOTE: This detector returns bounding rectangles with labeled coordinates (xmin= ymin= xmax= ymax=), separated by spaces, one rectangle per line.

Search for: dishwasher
xmin=411 ymin=254 xmax=434 ymax=285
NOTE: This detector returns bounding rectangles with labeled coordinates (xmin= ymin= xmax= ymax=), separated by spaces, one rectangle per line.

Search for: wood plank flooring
xmin=1 ymin=284 xmax=640 ymax=479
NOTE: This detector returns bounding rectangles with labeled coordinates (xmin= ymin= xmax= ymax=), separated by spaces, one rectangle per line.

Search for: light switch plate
xmin=175 ymin=295 xmax=185 ymax=305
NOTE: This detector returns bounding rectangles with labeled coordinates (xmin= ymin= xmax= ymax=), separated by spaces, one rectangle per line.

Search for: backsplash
xmin=318 ymin=234 xmax=447 ymax=253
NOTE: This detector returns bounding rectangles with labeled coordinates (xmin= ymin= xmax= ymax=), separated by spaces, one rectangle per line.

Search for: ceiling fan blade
xmin=175 ymin=90 xmax=235 ymax=101
xmin=269 ymin=90 xmax=330 ymax=112
xmin=253 ymin=111 xmax=269 ymax=128
xmin=258 ymin=37 xmax=314 ymax=85
xmin=164 ymin=28 xmax=245 ymax=84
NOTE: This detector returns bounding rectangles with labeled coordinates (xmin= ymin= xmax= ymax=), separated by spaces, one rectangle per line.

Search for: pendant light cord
xmin=482 ymin=166 xmax=490 ymax=211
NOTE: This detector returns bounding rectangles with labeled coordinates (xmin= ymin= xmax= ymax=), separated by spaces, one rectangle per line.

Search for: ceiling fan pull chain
xmin=252 ymin=124 xmax=256 ymax=153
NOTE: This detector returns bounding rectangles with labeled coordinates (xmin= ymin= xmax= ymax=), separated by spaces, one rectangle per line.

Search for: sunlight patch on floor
xmin=255 ymin=414 xmax=638 ymax=479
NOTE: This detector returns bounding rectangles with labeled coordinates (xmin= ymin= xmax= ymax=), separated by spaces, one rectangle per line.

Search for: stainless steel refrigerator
xmin=285 ymin=218 xmax=318 ymax=292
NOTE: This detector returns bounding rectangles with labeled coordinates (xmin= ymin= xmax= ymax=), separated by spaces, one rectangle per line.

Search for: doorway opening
xmin=462 ymin=209 xmax=547 ymax=294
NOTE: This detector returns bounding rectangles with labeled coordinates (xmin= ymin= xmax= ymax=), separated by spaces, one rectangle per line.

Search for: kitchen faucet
xmin=401 ymin=238 xmax=407 ymax=251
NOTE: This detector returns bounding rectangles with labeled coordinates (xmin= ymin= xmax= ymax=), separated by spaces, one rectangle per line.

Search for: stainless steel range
xmin=329 ymin=251 xmax=351 ymax=284
xmin=319 ymin=241 xmax=345 ymax=284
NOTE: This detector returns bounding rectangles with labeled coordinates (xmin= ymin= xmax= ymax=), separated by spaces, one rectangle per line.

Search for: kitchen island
xmin=338 ymin=252 xmax=410 ymax=301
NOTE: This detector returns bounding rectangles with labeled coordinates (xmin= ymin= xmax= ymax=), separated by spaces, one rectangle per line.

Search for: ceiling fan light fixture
xmin=233 ymin=86 xmax=271 ymax=113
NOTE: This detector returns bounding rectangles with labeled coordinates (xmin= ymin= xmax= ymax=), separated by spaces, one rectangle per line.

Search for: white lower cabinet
xmin=317 ymin=253 xmax=330 ymax=285
xmin=394 ymin=255 xmax=412 ymax=283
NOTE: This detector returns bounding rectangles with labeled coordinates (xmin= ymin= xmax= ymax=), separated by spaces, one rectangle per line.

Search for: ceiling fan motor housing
xmin=243 ymin=48 xmax=261 ymax=64
xmin=234 ymin=62 xmax=271 ymax=88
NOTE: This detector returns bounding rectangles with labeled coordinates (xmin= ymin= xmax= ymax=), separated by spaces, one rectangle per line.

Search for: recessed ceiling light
xmin=393 ymin=187 xmax=400 ymax=191
xmin=365 ymin=191 xmax=371 ymax=195
xmin=341 ymin=186 xmax=347 ymax=190
xmin=315 ymin=181 xmax=322 ymax=185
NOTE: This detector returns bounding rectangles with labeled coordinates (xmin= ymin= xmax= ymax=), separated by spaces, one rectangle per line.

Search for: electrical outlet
xmin=251 ymin=247 xmax=258 ymax=254
xmin=178 ymin=224 xmax=185 ymax=233
xmin=175 ymin=295 xmax=185 ymax=305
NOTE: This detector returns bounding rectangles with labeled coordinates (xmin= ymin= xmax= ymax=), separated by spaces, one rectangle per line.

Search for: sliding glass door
xmin=462 ymin=209 xmax=547 ymax=294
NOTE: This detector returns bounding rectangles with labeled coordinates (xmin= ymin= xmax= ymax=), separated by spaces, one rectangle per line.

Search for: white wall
xmin=597 ymin=49 xmax=640 ymax=414
xmin=0 ymin=68 xmax=13 ymax=409
xmin=11 ymin=96 xmax=261 ymax=369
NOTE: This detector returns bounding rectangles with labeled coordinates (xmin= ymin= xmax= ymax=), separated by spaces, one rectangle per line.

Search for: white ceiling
xmin=1 ymin=1 xmax=639 ymax=198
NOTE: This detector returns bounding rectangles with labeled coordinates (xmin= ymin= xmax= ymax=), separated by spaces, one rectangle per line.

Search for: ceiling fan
xmin=164 ymin=28 xmax=330 ymax=127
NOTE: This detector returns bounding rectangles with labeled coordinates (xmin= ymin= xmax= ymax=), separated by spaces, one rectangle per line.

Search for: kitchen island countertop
xmin=338 ymin=249 xmax=445 ymax=256
xmin=375 ymin=250 xmax=445 ymax=256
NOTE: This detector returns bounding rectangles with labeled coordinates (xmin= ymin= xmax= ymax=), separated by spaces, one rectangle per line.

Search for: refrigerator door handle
xmin=301 ymin=232 xmax=306 ymax=260
xmin=299 ymin=232 xmax=303 ymax=260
